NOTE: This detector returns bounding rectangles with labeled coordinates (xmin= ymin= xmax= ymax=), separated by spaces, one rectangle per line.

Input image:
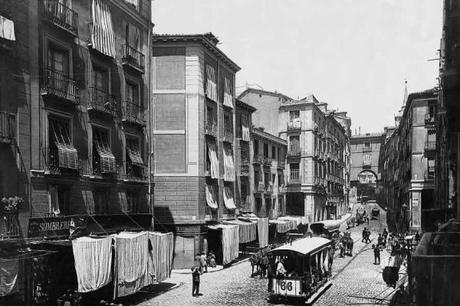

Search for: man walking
xmin=362 ymin=228 xmax=367 ymax=243
xmin=373 ymin=244 xmax=380 ymax=265
xmin=191 ymin=264 xmax=201 ymax=297
xmin=200 ymin=251 xmax=208 ymax=273
xmin=365 ymin=228 xmax=371 ymax=243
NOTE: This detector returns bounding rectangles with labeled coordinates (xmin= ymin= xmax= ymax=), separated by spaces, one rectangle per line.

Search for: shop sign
xmin=28 ymin=216 xmax=72 ymax=238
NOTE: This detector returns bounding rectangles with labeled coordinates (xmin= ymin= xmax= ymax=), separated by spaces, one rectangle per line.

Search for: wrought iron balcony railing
xmin=43 ymin=0 xmax=78 ymax=35
xmin=122 ymin=44 xmax=145 ymax=72
xmin=41 ymin=69 xmax=79 ymax=103
xmin=253 ymin=155 xmax=264 ymax=164
xmin=287 ymin=120 xmax=302 ymax=131
xmin=205 ymin=121 xmax=217 ymax=138
xmin=287 ymin=146 xmax=301 ymax=157
xmin=425 ymin=113 xmax=436 ymax=126
xmin=0 ymin=214 xmax=21 ymax=239
xmin=240 ymin=164 xmax=249 ymax=176
xmin=88 ymin=87 xmax=117 ymax=116
xmin=122 ymin=100 xmax=145 ymax=125
xmin=0 ymin=112 xmax=16 ymax=143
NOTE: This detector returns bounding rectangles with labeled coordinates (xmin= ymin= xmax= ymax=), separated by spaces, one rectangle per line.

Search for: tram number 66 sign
xmin=275 ymin=280 xmax=299 ymax=296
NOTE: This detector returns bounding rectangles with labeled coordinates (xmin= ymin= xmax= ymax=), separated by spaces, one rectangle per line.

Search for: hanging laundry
xmin=72 ymin=236 xmax=112 ymax=293
xmin=0 ymin=258 xmax=18 ymax=296
xmin=113 ymin=231 xmax=149 ymax=298
xmin=220 ymin=224 xmax=239 ymax=265
xmin=147 ymin=232 xmax=174 ymax=283
xmin=257 ymin=218 xmax=269 ymax=248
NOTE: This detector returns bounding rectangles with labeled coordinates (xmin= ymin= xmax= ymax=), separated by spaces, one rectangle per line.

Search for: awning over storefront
xmin=207 ymin=224 xmax=239 ymax=265
xmin=147 ymin=232 xmax=174 ymax=283
xmin=205 ymin=184 xmax=218 ymax=209
xmin=223 ymin=186 xmax=236 ymax=210
xmin=224 ymin=219 xmax=257 ymax=244
xmin=269 ymin=219 xmax=298 ymax=233
xmin=278 ymin=216 xmax=308 ymax=226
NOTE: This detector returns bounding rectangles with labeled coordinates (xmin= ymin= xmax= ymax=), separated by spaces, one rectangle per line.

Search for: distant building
xmin=381 ymin=126 xmax=399 ymax=232
xmin=251 ymin=127 xmax=287 ymax=219
xmin=239 ymin=88 xmax=350 ymax=222
xmin=151 ymin=33 xmax=240 ymax=268
xmin=350 ymin=132 xmax=385 ymax=203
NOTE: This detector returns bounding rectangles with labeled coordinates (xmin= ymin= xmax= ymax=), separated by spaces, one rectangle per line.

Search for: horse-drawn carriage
xmin=340 ymin=232 xmax=353 ymax=256
xmin=355 ymin=207 xmax=367 ymax=225
xmin=371 ymin=207 xmax=380 ymax=220
xmin=310 ymin=220 xmax=341 ymax=250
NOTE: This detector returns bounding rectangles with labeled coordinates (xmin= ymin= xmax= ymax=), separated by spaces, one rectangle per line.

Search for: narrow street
xmin=133 ymin=205 xmax=395 ymax=306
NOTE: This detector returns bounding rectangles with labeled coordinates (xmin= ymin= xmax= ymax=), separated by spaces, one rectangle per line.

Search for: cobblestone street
xmin=132 ymin=206 xmax=397 ymax=306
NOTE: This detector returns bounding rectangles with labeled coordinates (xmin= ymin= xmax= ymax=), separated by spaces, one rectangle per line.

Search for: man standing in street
xmin=373 ymin=244 xmax=380 ymax=265
xmin=200 ymin=251 xmax=208 ymax=273
xmin=191 ymin=264 xmax=201 ymax=297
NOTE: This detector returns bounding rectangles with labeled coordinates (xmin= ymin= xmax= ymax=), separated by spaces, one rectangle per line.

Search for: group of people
xmin=361 ymin=227 xmax=372 ymax=243
xmin=190 ymin=251 xmax=218 ymax=297
xmin=249 ymin=246 xmax=273 ymax=279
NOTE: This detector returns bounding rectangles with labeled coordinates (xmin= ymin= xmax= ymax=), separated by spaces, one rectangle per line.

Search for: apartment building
xmin=151 ymin=33 xmax=240 ymax=268
xmin=239 ymin=88 xmax=350 ymax=222
xmin=251 ymin=128 xmax=287 ymax=219
xmin=0 ymin=0 xmax=153 ymax=240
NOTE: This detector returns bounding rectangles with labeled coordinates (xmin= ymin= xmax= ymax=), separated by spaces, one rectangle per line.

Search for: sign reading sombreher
xmin=28 ymin=217 xmax=72 ymax=238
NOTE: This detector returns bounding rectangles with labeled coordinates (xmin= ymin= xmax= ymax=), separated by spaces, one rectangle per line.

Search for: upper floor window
xmin=125 ymin=22 xmax=140 ymax=50
xmin=254 ymin=140 xmax=259 ymax=156
xmin=126 ymin=81 xmax=139 ymax=105
xmin=93 ymin=66 xmax=109 ymax=93
xmin=48 ymin=115 xmax=78 ymax=170
xmin=126 ymin=136 xmax=144 ymax=179
xmin=223 ymin=77 xmax=233 ymax=108
xmin=48 ymin=45 xmax=69 ymax=75
xmin=205 ymin=64 xmax=217 ymax=102
xmin=124 ymin=0 xmax=139 ymax=10
xmin=92 ymin=126 xmax=116 ymax=174
xmin=264 ymin=143 xmax=269 ymax=158
xmin=290 ymin=110 xmax=300 ymax=121
xmin=272 ymin=146 xmax=276 ymax=159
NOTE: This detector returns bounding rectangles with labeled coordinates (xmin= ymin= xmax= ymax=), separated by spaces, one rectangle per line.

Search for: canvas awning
xmin=207 ymin=141 xmax=219 ymax=179
xmin=56 ymin=142 xmax=79 ymax=169
xmin=91 ymin=0 xmax=116 ymax=57
xmin=205 ymin=184 xmax=218 ymax=209
xmin=224 ymin=219 xmax=257 ymax=244
xmin=223 ymin=148 xmax=235 ymax=182
xmin=127 ymin=147 xmax=144 ymax=166
xmin=223 ymin=186 xmax=236 ymax=210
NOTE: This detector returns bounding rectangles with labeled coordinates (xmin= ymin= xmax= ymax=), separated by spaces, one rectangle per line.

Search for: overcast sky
xmin=152 ymin=0 xmax=442 ymax=133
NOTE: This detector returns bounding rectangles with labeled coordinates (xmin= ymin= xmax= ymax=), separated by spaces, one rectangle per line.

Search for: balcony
xmin=257 ymin=182 xmax=265 ymax=192
xmin=43 ymin=0 xmax=78 ymax=36
xmin=122 ymin=44 xmax=145 ymax=73
xmin=263 ymin=157 xmax=272 ymax=167
xmin=289 ymin=169 xmax=300 ymax=184
xmin=41 ymin=69 xmax=79 ymax=104
xmin=205 ymin=121 xmax=217 ymax=138
xmin=253 ymin=155 xmax=264 ymax=164
xmin=287 ymin=146 xmax=301 ymax=157
xmin=425 ymin=113 xmax=436 ymax=126
xmin=424 ymin=169 xmax=435 ymax=181
xmin=0 ymin=112 xmax=16 ymax=143
xmin=287 ymin=121 xmax=302 ymax=132
xmin=223 ymin=129 xmax=233 ymax=143
xmin=362 ymin=147 xmax=372 ymax=153
xmin=0 ymin=214 xmax=21 ymax=239
xmin=425 ymin=140 xmax=436 ymax=152
xmin=122 ymin=100 xmax=145 ymax=125
xmin=277 ymin=160 xmax=286 ymax=169
xmin=240 ymin=164 xmax=250 ymax=176
xmin=88 ymin=87 xmax=117 ymax=116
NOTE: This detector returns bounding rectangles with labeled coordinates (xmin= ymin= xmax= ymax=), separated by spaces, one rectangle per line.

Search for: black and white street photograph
xmin=0 ymin=0 xmax=459 ymax=305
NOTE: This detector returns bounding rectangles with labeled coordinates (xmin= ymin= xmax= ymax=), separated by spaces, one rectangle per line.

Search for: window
xmin=290 ymin=163 xmax=299 ymax=181
xmin=289 ymin=110 xmax=300 ymax=121
xmin=48 ymin=115 xmax=78 ymax=170
xmin=126 ymin=190 xmax=138 ymax=213
xmin=223 ymin=77 xmax=233 ymax=108
xmin=272 ymin=146 xmax=276 ymax=160
xmin=428 ymin=159 xmax=435 ymax=176
xmin=49 ymin=184 xmax=70 ymax=215
xmin=277 ymin=148 xmax=281 ymax=161
xmin=94 ymin=189 xmax=109 ymax=214
xmin=126 ymin=81 xmax=139 ymax=105
xmin=93 ymin=65 xmax=109 ymax=93
xmin=364 ymin=142 xmax=370 ymax=148
xmin=48 ymin=45 xmax=69 ymax=75
xmin=126 ymin=136 xmax=144 ymax=179
xmin=272 ymin=174 xmax=276 ymax=185
xmin=205 ymin=64 xmax=217 ymax=102
xmin=92 ymin=126 xmax=116 ymax=174
xmin=125 ymin=22 xmax=140 ymax=50
xmin=264 ymin=172 xmax=270 ymax=188
xmin=264 ymin=143 xmax=269 ymax=158
xmin=254 ymin=140 xmax=259 ymax=156
xmin=254 ymin=168 xmax=260 ymax=186
xmin=289 ymin=136 xmax=299 ymax=151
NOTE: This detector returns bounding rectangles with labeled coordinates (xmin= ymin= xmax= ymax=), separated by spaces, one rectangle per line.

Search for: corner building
xmin=152 ymin=33 xmax=239 ymax=268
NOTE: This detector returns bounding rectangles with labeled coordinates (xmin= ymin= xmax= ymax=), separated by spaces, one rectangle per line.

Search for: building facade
xmin=251 ymin=127 xmax=287 ymax=219
xmin=0 ymin=0 xmax=153 ymax=240
xmin=437 ymin=0 xmax=460 ymax=222
xmin=350 ymin=132 xmax=385 ymax=204
xmin=380 ymin=90 xmax=438 ymax=232
xmin=239 ymin=88 xmax=350 ymax=222
xmin=151 ymin=33 xmax=240 ymax=268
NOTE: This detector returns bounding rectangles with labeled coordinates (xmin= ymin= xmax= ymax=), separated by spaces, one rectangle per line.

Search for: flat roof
xmin=270 ymin=237 xmax=331 ymax=256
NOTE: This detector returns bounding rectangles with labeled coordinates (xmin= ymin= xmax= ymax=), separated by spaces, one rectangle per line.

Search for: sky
xmin=152 ymin=0 xmax=442 ymax=133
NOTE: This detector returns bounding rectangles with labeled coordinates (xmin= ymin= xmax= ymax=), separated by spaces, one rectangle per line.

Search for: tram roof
xmin=269 ymin=237 xmax=332 ymax=256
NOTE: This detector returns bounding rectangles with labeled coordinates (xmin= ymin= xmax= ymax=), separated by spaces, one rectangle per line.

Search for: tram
xmin=268 ymin=237 xmax=333 ymax=304
xmin=309 ymin=220 xmax=341 ymax=249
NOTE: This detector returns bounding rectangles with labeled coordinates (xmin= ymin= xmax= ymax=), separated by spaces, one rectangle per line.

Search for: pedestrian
xmin=365 ymin=228 xmax=371 ymax=243
xmin=362 ymin=227 xmax=367 ymax=242
xmin=276 ymin=258 xmax=286 ymax=277
xmin=260 ymin=254 xmax=269 ymax=279
xmin=200 ymin=251 xmax=208 ymax=273
xmin=208 ymin=251 xmax=216 ymax=268
xmin=249 ymin=254 xmax=258 ymax=277
xmin=191 ymin=264 xmax=201 ymax=297
xmin=373 ymin=244 xmax=380 ymax=265
xmin=266 ymin=256 xmax=275 ymax=293
xmin=377 ymin=233 xmax=383 ymax=248
xmin=338 ymin=240 xmax=344 ymax=257
xmin=383 ymin=228 xmax=388 ymax=240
